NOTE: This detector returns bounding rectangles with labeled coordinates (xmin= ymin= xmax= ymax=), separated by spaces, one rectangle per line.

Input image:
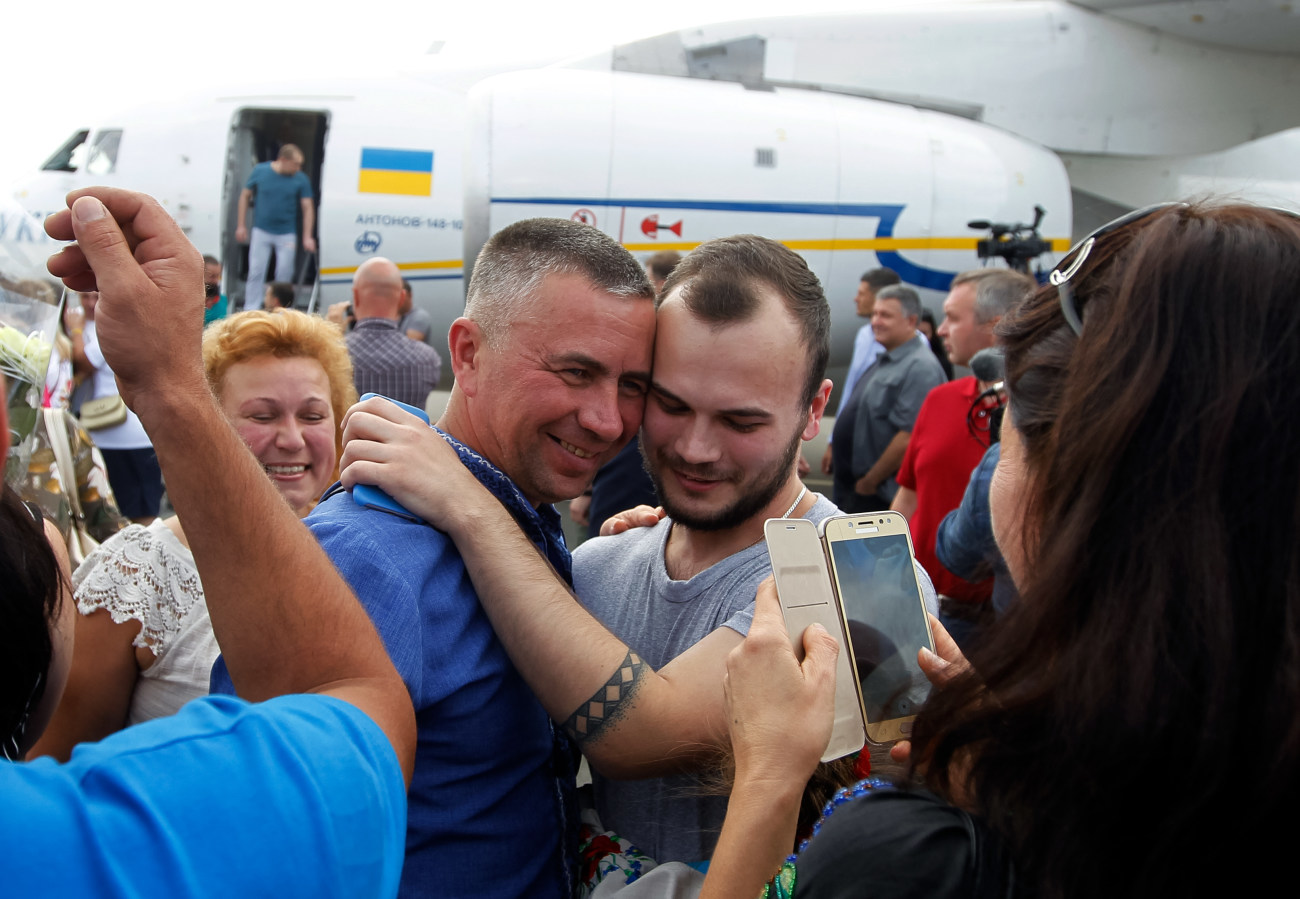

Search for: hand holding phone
xmin=350 ymin=393 xmax=431 ymax=522
xmin=765 ymin=518 xmax=866 ymax=761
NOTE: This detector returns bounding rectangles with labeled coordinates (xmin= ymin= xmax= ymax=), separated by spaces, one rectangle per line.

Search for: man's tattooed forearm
xmin=563 ymin=650 xmax=646 ymax=745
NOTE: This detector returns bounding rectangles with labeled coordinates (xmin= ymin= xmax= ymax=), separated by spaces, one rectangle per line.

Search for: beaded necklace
xmin=761 ymin=777 xmax=895 ymax=899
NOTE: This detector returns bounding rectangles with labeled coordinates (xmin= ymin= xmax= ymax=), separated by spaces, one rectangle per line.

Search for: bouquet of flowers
xmin=2 ymin=199 xmax=64 ymax=483
xmin=1 ymin=284 xmax=59 ymax=483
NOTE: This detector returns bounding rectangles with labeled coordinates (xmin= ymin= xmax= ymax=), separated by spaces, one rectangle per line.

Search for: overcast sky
xmin=4 ymin=0 xmax=962 ymax=187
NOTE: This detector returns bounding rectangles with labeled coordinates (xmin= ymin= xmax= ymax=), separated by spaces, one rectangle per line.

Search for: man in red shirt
xmin=893 ymin=268 xmax=1035 ymax=649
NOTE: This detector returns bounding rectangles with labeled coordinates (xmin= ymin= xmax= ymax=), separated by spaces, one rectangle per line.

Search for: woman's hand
xmin=598 ymin=504 xmax=666 ymax=536
xmin=340 ymin=397 xmax=493 ymax=528
xmin=726 ymin=577 xmax=840 ymax=787
xmin=889 ymin=613 xmax=970 ymax=765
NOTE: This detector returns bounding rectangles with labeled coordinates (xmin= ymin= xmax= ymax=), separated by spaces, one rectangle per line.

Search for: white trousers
xmin=245 ymin=227 xmax=297 ymax=310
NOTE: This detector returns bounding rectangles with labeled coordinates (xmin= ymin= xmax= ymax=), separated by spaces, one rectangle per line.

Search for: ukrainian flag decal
xmin=358 ymin=148 xmax=434 ymax=196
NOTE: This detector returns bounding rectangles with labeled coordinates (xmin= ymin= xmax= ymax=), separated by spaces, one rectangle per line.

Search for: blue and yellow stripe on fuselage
xmin=318 ymin=197 xmax=1067 ymax=288
xmin=492 ymin=197 xmax=1070 ymax=290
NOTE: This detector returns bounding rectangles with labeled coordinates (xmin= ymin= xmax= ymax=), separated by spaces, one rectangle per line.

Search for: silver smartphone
xmin=764 ymin=517 xmax=867 ymax=762
xmin=820 ymin=512 xmax=935 ymax=744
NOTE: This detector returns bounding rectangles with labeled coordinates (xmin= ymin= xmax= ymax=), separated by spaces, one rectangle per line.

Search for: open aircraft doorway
xmin=222 ymin=109 xmax=328 ymax=310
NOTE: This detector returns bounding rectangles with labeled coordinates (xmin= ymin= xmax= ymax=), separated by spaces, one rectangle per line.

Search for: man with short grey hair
xmin=830 ymin=283 xmax=945 ymax=512
xmin=936 ymin=268 xmax=1033 ymax=369
xmin=214 ymin=218 xmax=656 ymax=899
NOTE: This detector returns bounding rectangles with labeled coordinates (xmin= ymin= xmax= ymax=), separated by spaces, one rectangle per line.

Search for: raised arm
xmin=342 ymin=398 xmax=741 ymax=777
xmin=46 ymin=188 xmax=414 ymax=783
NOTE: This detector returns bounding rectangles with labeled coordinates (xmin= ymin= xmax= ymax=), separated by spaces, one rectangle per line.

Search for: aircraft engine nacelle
xmin=464 ymin=68 xmax=1070 ymax=371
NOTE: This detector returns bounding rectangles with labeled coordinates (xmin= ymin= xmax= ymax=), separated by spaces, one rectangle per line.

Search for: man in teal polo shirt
xmin=236 ymin=144 xmax=315 ymax=311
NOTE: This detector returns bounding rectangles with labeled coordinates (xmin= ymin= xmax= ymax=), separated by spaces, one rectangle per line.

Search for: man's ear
xmin=447 ymin=317 xmax=485 ymax=397
xmin=801 ymin=378 xmax=833 ymax=441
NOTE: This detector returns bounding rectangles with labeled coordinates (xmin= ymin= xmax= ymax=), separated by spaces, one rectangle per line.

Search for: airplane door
xmin=222 ymin=108 xmax=329 ymax=309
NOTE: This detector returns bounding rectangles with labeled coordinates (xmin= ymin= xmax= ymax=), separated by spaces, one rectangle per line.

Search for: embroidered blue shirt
xmin=212 ymin=428 xmax=577 ymax=898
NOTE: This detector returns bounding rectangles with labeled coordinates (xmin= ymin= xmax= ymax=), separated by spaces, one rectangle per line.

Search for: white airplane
xmin=9 ymin=1 xmax=1297 ymax=391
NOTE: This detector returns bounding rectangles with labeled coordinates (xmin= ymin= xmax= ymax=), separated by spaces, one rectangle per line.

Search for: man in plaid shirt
xmin=346 ymin=258 xmax=441 ymax=410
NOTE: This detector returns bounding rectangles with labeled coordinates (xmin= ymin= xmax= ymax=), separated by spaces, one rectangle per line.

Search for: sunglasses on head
xmin=1048 ymin=203 xmax=1183 ymax=337
xmin=1051 ymin=201 xmax=1300 ymax=337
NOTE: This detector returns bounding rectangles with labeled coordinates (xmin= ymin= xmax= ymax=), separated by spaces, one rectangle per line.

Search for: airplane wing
xmin=1070 ymin=0 xmax=1300 ymax=55
xmin=596 ymin=1 xmax=1300 ymax=156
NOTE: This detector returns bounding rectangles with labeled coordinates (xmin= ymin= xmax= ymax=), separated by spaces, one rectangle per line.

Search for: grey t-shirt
xmin=571 ymin=495 xmax=839 ymax=864
xmin=573 ymin=495 xmax=940 ymax=864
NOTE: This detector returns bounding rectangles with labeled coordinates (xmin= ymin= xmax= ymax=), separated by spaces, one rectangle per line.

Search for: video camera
xmin=968 ymin=205 xmax=1052 ymax=274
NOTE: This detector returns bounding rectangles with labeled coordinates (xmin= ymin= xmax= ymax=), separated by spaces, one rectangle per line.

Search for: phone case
xmin=351 ymin=393 xmax=431 ymax=523
xmin=765 ymin=517 xmax=867 ymax=762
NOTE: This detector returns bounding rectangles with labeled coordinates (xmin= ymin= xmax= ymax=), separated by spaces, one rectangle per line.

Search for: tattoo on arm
xmin=563 ymin=650 xmax=646 ymax=745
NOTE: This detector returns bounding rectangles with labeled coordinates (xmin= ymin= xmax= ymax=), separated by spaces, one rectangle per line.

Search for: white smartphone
xmin=819 ymin=512 xmax=935 ymax=745
xmin=764 ymin=517 xmax=867 ymax=762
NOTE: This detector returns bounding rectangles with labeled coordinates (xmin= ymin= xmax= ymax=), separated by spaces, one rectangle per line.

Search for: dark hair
xmin=861 ymin=268 xmax=901 ymax=291
xmin=911 ymin=204 xmax=1300 ymax=896
xmin=202 ymin=254 xmax=220 ymax=268
xmin=661 ymin=235 xmax=830 ymax=408
xmin=0 ymin=485 xmax=62 ymax=758
xmin=466 ymin=218 xmax=654 ymax=347
xmin=645 ymin=251 xmax=682 ymax=283
xmin=265 ymin=281 xmax=296 ymax=309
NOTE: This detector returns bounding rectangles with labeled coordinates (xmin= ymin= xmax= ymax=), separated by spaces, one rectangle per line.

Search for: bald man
xmin=346 ymin=257 xmax=441 ymax=409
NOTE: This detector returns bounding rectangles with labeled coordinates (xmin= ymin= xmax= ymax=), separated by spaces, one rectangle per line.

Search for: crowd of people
xmin=2 ymin=182 xmax=1296 ymax=899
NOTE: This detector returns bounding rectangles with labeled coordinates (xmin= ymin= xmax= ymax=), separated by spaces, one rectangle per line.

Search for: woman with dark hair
xmin=0 ymin=378 xmax=75 ymax=762
xmin=697 ymin=202 xmax=1300 ymax=898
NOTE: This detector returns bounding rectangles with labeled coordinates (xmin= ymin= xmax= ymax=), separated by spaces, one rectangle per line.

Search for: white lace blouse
xmin=73 ymin=520 xmax=218 ymax=726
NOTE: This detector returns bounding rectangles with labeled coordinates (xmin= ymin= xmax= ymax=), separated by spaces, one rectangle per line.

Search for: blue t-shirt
xmin=4 ymin=694 xmax=405 ymax=897
xmin=212 ymin=463 xmax=576 ymax=898
xmin=245 ymin=162 xmax=312 ymax=234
